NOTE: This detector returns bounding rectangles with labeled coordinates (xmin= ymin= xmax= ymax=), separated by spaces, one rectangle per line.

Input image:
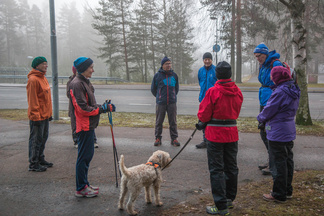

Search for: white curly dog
xmin=118 ymin=150 xmax=172 ymax=215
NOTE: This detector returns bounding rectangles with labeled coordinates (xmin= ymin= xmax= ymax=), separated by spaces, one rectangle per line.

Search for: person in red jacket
xmin=69 ymin=57 xmax=116 ymax=198
xmin=197 ymin=61 xmax=243 ymax=215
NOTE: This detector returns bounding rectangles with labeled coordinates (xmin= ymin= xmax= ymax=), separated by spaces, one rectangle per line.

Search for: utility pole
xmin=210 ymin=17 xmax=218 ymax=63
xmin=49 ymin=0 xmax=59 ymax=120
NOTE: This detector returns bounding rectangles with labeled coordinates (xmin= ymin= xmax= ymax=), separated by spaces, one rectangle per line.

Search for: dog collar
xmin=146 ymin=161 xmax=161 ymax=169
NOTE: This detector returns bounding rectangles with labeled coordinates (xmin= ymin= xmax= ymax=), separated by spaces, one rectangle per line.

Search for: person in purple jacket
xmin=257 ymin=66 xmax=300 ymax=203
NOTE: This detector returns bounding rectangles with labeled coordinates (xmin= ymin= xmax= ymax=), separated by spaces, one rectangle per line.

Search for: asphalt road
xmin=0 ymin=84 xmax=323 ymax=119
xmin=1 ymin=118 xmax=323 ymax=216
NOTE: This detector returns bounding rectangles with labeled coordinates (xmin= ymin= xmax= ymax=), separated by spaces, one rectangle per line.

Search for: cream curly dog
xmin=118 ymin=150 xmax=172 ymax=215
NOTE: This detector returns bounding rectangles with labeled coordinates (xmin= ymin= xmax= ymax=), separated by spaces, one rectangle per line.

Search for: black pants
xmin=28 ymin=119 xmax=49 ymax=167
xmin=269 ymin=140 xmax=294 ymax=201
xmin=207 ymin=140 xmax=238 ymax=210
xmin=260 ymin=106 xmax=276 ymax=178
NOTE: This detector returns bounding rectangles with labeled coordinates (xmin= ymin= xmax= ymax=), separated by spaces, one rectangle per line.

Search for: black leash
xmin=162 ymin=128 xmax=197 ymax=171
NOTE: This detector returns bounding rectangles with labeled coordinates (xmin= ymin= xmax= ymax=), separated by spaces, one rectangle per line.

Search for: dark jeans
xmin=207 ymin=140 xmax=238 ymax=211
xmin=76 ymin=130 xmax=95 ymax=191
xmin=28 ymin=119 xmax=49 ymax=167
xmin=260 ymin=106 xmax=276 ymax=178
xmin=269 ymin=140 xmax=294 ymax=201
xmin=155 ymin=103 xmax=178 ymax=140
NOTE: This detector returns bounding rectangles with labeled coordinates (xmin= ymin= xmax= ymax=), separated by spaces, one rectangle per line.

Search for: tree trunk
xmin=120 ymin=0 xmax=130 ymax=81
xmin=280 ymin=0 xmax=312 ymax=125
xmin=231 ymin=0 xmax=236 ymax=79
xmin=236 ymin=0 xmax=242 ymax=83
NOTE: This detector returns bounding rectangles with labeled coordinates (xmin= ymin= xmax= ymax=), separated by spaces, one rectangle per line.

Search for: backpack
xmin=270 ymin=59 xmax=297 ymax=84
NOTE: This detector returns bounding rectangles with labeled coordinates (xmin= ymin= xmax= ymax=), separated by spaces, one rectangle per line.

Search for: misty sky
xmin=26 ymin=0 xmax=99 ymax=13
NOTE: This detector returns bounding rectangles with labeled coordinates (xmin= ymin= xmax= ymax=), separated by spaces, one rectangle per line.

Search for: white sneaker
xmin=75 ymin=185 xmax=98 ymax=198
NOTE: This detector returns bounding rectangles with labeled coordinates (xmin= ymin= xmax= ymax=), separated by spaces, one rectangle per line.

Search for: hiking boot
xmin=39 ymin=160 xmax=53 ymax=168
xmin=263 ymin=193 xmax=286 ymax=203
xmin=171 ymin=139 xmax=180 ymax=147
xmin=28 ymin=163 xmax=47 ymax=172
xmin=258 ymin=163 xmax=268 ymax=170
xmin=75 ymin=185 xmax=99 ymax=198
xmin=89 ymin=185 xmax=99 ymax=191
xmin=154 ymin=138 xmax=161 ymax=146
xmin=196 ymin=141 xmax=207 ymax=149
xmin=94 ymin=143 xmax=99 ymax=148
xmin=206 ymin=206 xmax=230 ymax=215
xmin=261 ymin=167 xmax=271 ymax=175
xmin=227 ymin=199 xmax=234 ymax=209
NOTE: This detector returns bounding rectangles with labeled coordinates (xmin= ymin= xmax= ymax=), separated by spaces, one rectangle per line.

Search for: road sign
xmin=213 ymin=44 xmax=221 ymax=52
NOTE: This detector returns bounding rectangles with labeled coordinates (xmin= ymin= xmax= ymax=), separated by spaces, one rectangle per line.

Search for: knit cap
xmin=216 ymin=61 xmax=232 ymax=79
xmin=271 ymin=66 xmax=292 ymax=85
xmin=254 ymin=43 xmax=269 ymax=55
xmin=203 ymin=52 xmax=212 ymax=60
xmin=161 ymin=56 xmax=171 ymax=67
xmin=73 ymin=57 xmax=93 ymax=74
xmin=31 ymin=56 xmax=47 ymax=68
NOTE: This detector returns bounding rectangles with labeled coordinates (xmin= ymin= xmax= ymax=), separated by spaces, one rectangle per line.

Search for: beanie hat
xmin=72 ymin=65 xmax=77 ymax=75
xmin=203 ymin=52 xmax=213 ymax=60
xmin=31 ymin=56 xmax=47 ymax=68
xmin=73 ymin=57 xmax=93 ymax=74
xmin=254 ymin=43 xmax=269 ymax=55
xmin=271 ymin=66 xmax=292 ymax=85
xmin=161 ymin=56 xmax=171 ymax=67
xmin=216 ymin=61 xmax=232 ymax=79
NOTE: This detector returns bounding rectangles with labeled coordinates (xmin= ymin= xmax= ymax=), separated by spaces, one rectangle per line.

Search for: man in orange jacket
xmin=26 ymin=56 xmax=53 ymax=172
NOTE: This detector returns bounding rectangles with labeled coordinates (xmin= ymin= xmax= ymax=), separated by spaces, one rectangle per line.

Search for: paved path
xmin=0 ymin=118 xmax=323 ymax=215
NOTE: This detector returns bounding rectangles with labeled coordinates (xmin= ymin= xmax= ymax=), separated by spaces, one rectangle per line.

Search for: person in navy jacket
xmin=257 ymin=66 xmax=300 ymax=203
xmin=151 ymin=56 xmax=180 ymax=147
xmin=196 ymin=52 xmax=217 ymax=149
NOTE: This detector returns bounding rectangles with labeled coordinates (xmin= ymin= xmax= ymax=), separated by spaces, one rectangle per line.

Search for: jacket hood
xmin=215 ymin=79 xmax=240 ymax=96
xmin=264 ymin=50 xmax=280 ymax=66
xmin=27 ymin=68 xmax=45 ymax=78
xmin=279 ymin=80 xmax=300 ymax=99
xmin=158 ymin=67 xmax=173 ymax=75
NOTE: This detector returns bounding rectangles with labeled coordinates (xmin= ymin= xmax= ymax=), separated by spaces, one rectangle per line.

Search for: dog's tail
xmin=119 ymin=155 xmax=131 ymax=178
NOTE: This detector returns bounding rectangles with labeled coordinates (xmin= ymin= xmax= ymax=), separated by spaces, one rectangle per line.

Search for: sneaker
xmin=206 ymin=206 xmax=230 ymax=215
xmin=89 ymin=185 xmax=99 ymax=191
xmin=263 ymin=193 xmax=286 ymax=203
xmin=171 ymin=139 xmax=180 ymax=147
xmin=258 ymin=163 xmax=268 ymax=170
xmin=196 ymin=141 xmax=207 ymax=149
xmin=94 ymin=143 xmax=99 ymax=148
xmin=39 ymin=160 xmax=53 ymax=168
xmin=154 ymin=138 xmax=161 ymax=146
xmin=75 ymin=185 xmax=99 ymax=198
xmin=28 ymin=163 xmax=47 ymax=172
xmin=261 ymin=167 xmax=271 ymax=175
xmin=227 ymin=199 xmax=234 ymax=209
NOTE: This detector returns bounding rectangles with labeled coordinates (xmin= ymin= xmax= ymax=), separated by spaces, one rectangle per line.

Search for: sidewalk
xmin=0 ymin=118 xmax=323 ymax=215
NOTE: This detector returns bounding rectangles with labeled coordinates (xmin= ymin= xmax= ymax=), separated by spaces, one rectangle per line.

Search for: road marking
xmin=129 ymin=103 xmax=152 ymax=106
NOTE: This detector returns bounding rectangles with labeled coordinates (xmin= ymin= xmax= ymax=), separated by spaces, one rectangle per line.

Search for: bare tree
xmin=279 ymin=0 xmax=312 ymax=125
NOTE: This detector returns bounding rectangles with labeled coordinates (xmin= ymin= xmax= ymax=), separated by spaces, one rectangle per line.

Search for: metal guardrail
xmin=0 ymin=75 xmax=129 ymax=84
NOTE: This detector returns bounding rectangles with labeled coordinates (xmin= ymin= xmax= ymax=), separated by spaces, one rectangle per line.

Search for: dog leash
xmin=162 ymin=128 xmax=197 ymax=171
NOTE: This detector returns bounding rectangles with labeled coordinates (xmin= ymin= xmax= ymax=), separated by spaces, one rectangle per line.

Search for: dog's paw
xmin=146 ymin=201 xmax=152 ymax=204
xmin=156 ymin=202 xmax=163 ymax=207
xmin=129 ymin=211 xmax=138 ymax=216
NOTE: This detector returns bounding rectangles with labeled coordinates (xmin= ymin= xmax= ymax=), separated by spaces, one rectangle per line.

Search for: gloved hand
xmin=258 ymin=122 xmax=265 ymax=130
xmin=195 ymin=120 xmax=207 ymax=131
xmin=99 ymin=100 xmax=116 ymax=114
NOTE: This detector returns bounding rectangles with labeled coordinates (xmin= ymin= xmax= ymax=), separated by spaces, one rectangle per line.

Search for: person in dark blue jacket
xmin=151 ymin=56 xmax=180 ymax=147
xmin=196 ymin=52 xmax=217 ymax=149
xmin=257 ymin=66 xmax=300 ymax=203
xmin=254 ymin=43 xmax=282 ymax=176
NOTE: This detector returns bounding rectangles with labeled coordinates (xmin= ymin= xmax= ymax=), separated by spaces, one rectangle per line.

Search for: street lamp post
xmin=210 ymin=17 xmax=218 ymax=63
